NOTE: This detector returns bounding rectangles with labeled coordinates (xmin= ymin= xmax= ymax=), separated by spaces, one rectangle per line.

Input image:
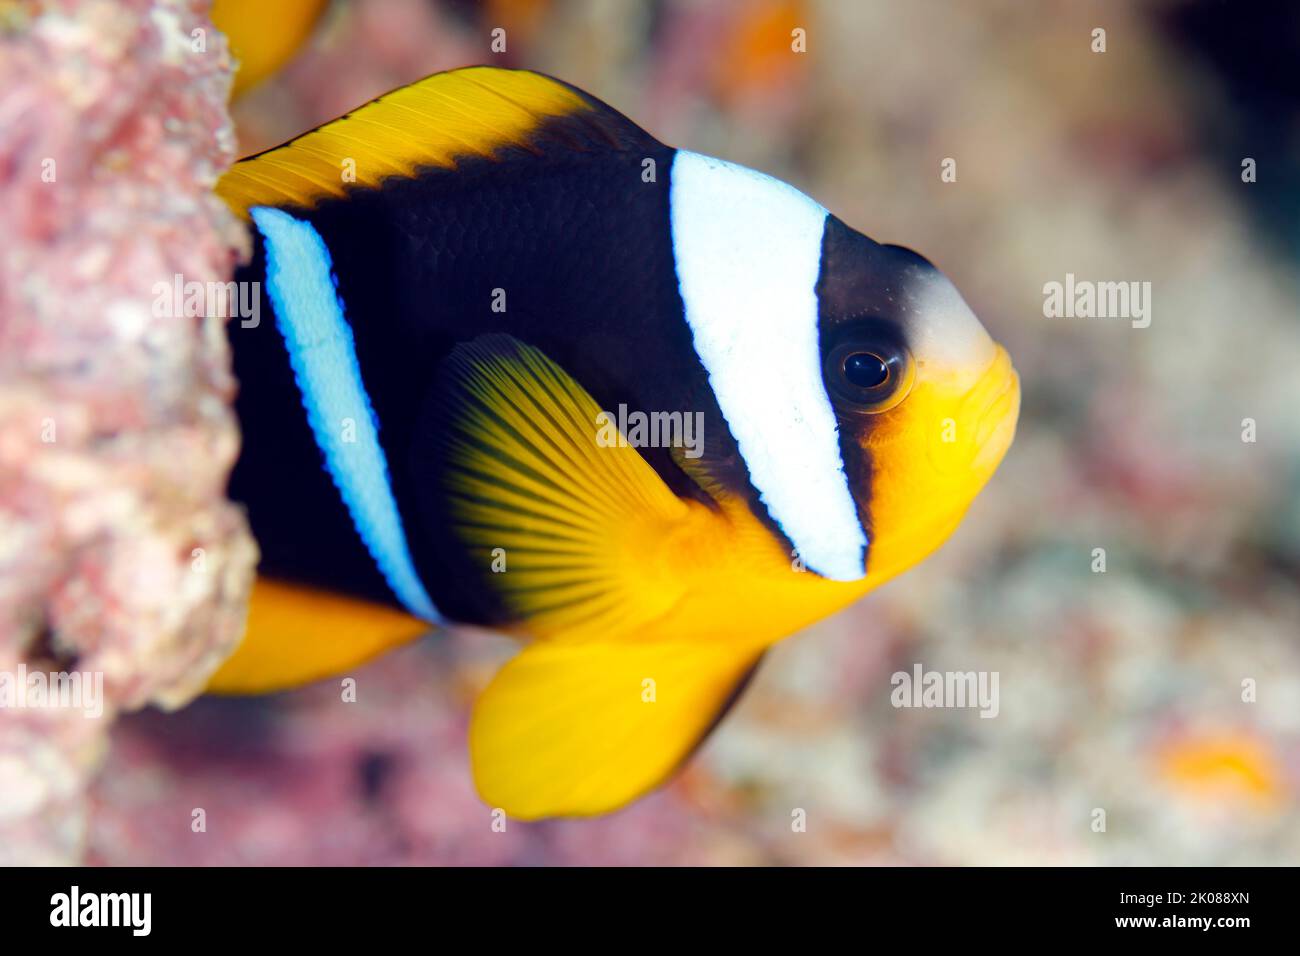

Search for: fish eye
xmin=824 ymin=321 xmax=914 ymax=414
xmin=843 ymin=351 xmax=890 ymax=389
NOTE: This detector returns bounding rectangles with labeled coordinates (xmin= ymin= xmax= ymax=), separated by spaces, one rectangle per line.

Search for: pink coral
xmin=0 ymin=0 xmax=255 ymax=863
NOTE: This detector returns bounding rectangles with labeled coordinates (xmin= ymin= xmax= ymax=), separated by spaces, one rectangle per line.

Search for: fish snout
xmin=924 ymin=345 xmax=1019 ymax=475
xmin=970 ymin=347 xmax=1020 ymax=471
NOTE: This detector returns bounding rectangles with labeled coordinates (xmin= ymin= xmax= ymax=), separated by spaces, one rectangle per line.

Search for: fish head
xmin=816 ymin=226 xmax=1020 ymax=584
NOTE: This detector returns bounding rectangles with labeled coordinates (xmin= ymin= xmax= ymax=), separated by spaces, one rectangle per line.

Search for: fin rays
xmin=216 ymin=67 xmax=647 ymax=215
xmin=432 ymin=334 xmax=694 ymax=641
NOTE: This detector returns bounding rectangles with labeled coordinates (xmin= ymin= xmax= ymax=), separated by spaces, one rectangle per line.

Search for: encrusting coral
xmin=0 ymin=0 xmax=256 ymax=864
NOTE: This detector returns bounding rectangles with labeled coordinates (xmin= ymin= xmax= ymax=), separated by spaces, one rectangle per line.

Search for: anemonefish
xmin=211 ymin=0 xmax=330 ymax=98
xmin=209 ymin=66 xmax=1020 ymax=819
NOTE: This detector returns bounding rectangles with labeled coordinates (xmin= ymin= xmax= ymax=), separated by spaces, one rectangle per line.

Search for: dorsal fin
xmin=217 ymin=66 xmax=658 ymax=217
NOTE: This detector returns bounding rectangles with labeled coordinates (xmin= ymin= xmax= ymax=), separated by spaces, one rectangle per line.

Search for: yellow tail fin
xmin=470 ymin=639 xmax=763 ymax=819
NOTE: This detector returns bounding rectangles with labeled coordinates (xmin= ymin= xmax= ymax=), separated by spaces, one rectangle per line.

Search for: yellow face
xmin=853 ymin=343 xmax=1020 ymax=586
xmin=814 ymin=236 xmax=1020 ymax=590
xmin=665 ymin=246 xmax=1019 ymax=649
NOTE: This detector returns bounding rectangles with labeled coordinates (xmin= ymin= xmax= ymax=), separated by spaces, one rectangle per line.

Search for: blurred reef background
xmin=4 ymin=0 xmax=1299 ymax=865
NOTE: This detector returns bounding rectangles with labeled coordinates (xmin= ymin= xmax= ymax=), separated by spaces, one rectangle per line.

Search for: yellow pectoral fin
xmin=431 ymin=334 xmax=705 ymax=642
xmin=207 ymin=578 xmax=432 ymax=695
xmin=470 ymin=639 xmax=764 ymax=820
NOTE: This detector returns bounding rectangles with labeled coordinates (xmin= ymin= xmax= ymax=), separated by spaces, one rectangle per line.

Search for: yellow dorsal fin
xmin=207 ymin=577 xmax=431 ymax=694
xmin=430 ymin=334 xmax=712 ymax=642
xmin=216 ymin=66 xmax=637 ymax=217
xmin=471 ymin=639 xmax=764 ymax=819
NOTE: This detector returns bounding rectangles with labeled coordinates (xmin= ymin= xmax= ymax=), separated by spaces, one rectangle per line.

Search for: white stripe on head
xmin=669 ymin=150 xmax=866 ymax=581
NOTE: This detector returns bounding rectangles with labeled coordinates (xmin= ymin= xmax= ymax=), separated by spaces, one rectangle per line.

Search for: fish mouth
xmin=972 ymin=349 xmax=1020 ymax=469
xmin=921 ymin=344 xmax=1019 ymax=476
